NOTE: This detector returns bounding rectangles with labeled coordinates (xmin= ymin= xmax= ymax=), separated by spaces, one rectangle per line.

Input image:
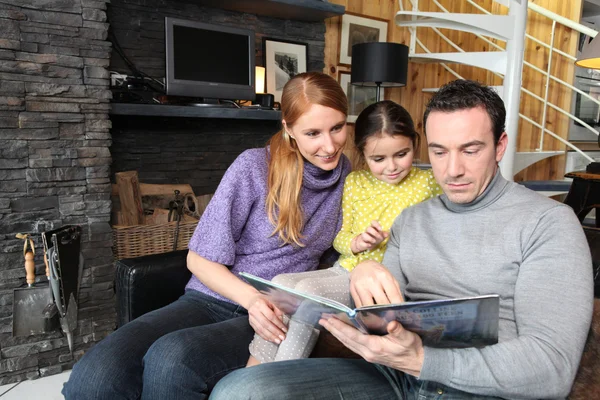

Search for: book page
xmin=240 ymin=272 xmax=354 ymax=326
xmin=354 ymin=295 xmax=499 ymax=348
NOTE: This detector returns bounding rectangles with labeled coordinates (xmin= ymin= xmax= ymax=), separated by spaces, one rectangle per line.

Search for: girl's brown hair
xmin=266 ymin=72 xmax=348 ymax=246
xmin=354 ymin=100 xmax=419 ymax=166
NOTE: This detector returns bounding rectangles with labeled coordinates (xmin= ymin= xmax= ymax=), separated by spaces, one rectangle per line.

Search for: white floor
xmin=0 ymin=370 xmax=70 ymax=399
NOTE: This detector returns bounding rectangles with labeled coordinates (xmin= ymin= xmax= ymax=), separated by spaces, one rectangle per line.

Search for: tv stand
xmin=110 ymin=102 xmax=281 ymax=121
xmin=186 ymin=102 xmax=238 ymax=108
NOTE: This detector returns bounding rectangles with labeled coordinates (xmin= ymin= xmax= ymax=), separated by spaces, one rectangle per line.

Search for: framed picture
xmin=338 ymin=71 xmax=382 ymax=123
xmin=263 ymin=38 xmax=308 ymax=102
xmin=339 ymin=13 xmax=388 ymax=66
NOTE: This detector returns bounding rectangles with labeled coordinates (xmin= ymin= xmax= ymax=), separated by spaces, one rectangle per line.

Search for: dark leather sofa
xmin=115 ymin=249 xmax=191 ymax=328
xmin=115 ymin=227 xmax=599 ymax=326
xmin=114 ymin=227 xmax=600 ymax=398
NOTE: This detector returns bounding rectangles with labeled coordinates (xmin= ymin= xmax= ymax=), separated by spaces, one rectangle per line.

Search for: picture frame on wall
xmin=339 ymin=13 xmax=388 ymax=66
xmin=263 ymin=38 xmax=308 ymax=103
xmin=338 ymin=71 xmax=382 ymax=123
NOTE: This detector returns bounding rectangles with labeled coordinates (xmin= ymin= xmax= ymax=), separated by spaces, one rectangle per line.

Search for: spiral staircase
xmin=394 ymin=0 xmax=600 ymax=182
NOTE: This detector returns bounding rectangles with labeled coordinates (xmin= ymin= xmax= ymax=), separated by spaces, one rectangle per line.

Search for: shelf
xmin=194 ymin=0 xmax=345 ymax=21
xmin=567 ymin=141 xmax=600 ymax=152
xmin=110 ymin=103 xmax=282 ymax=121
xmin=576 ymin=75 xmax=600 ymax=82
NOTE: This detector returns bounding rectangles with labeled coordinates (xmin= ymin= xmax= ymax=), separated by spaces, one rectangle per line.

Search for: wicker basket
xmin=112 ymin=220 xmax=198 ymax=260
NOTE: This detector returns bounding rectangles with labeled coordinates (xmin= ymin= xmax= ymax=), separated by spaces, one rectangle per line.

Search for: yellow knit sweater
xmin=333 ymin=167 xmax=442 ymax=271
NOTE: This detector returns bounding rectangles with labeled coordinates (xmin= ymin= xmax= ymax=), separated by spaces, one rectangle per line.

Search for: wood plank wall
xmin=324 ymin=0 xmax=583 ymax=180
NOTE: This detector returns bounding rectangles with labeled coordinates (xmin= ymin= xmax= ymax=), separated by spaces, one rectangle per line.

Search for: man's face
xmin=426 ymin=107 xmax=507 ymax=204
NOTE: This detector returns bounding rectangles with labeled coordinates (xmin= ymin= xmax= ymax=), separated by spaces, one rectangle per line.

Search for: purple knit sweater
xmin=186 ymin=147 xmax=351 ymax=304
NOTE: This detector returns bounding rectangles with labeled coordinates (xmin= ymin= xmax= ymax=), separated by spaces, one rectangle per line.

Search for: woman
xmin=63 ymin=71 xmax=351 ymax=400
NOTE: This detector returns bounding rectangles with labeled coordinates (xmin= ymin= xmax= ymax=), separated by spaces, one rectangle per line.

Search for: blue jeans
xmin=63 ymin=290 xmax=254 ymax=400
xmin=209 ymin=359 xmax=506 ymax=400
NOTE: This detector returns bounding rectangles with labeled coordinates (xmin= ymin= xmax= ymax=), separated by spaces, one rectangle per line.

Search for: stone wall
xmin=108 ymin=0 xmax=326 ymax=80
xmin=111 ymin=116 xmax=279 ymax=195
xmin=0 ymin=0 xmax=113 ymax=384
xmin=0 ymin=0 xmax=327 ymax=385
xmin=108 ymin=0 xmax=326 ymax=194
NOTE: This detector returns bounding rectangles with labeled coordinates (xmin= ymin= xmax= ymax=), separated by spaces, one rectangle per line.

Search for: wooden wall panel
xmin=324 ymin=0 xmax=583 ymax=180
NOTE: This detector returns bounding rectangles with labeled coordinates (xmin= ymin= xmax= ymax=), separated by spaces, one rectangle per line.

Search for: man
xmin=210 ymin=80 xmax=593 ymax=399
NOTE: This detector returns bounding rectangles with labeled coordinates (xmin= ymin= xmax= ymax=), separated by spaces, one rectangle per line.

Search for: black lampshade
xmin=351 ymin=42 xmax=409 ymax=88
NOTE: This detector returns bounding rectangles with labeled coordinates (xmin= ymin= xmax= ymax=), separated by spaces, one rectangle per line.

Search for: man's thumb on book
xmin=387 ymin=321 xmax=403 ymax=336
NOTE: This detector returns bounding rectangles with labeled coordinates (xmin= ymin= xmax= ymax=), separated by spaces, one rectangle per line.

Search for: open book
xmin=240 ymin=272 xmax=499 ymax=348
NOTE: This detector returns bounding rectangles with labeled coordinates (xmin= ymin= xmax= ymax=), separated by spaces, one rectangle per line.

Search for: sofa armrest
xmin=115 ymin=250 xmax=191 ymax=328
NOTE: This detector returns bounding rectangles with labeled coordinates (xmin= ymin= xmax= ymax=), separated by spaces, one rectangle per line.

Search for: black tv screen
xmin=165 ymin=18 xmax=255 ymax=101
xmin=173 ymin=25 xmax=250 ymax=85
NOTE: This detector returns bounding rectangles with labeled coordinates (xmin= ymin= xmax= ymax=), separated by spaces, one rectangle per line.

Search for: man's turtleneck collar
xmin=440 ymin=168 xmax=510 ymax=213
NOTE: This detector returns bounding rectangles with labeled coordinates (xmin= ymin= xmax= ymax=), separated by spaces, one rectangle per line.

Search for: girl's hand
xmin=247 ymin=294 xmax=288 ymax=344
xmin=351 ymin=220 xmax=389 ymax=254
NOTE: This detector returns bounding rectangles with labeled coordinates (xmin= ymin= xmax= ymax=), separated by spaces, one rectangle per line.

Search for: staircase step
xmin=396 ymin=11 xmax=514 ymax=40
xmin=410 ymin=51 xmax=507 ymax=75
xmin=514 ymin=151 xmax=564 ymax=174
xmin=518 ymin=180 xmax=571 ymax=192
xmin=518 ymin=180 xmax=571 ymax=199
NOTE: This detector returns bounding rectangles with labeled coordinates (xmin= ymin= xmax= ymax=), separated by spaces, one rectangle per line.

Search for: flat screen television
xmin=165 ymin=17 xmax=256 ymax=102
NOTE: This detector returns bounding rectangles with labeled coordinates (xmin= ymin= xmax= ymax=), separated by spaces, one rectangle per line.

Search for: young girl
xmin=247 ymin=100 xmax=442 ymax=366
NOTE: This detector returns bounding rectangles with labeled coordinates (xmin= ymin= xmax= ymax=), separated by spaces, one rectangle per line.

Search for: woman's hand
xmin=350 ymin=260 xmax=403 ymax=307
xmin=351 ymin=221 xmax=389 ymax=254
xmin=247 ymin=294 xmax=288 ymax=344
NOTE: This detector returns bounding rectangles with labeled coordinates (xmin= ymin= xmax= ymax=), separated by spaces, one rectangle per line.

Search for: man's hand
xmin=351 ymin=221 xmax=389 ymax=254
xmin=351 ymin=260 xmax=403 ymax=307
xmin=320 ymin=317 xmax=424 ymax=377
xmin=247 ymin=294 xmax=287 ymax=344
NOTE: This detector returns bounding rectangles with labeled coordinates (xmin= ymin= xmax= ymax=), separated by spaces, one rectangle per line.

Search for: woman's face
xmin=284 ymin=104 xmax=348 ymax=171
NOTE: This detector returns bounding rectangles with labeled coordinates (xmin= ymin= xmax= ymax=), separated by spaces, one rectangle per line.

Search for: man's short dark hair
xmin=423 ymin=79 xmax=506 ymax=144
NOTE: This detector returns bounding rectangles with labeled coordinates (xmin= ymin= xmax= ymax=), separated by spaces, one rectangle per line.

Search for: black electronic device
xmin=165 ymin=17 xmax=256 ymax=102
xmin=254 ymin=93 xmax=274 ymax=109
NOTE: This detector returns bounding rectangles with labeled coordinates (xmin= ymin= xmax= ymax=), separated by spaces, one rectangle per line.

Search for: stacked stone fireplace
xmin=0 ymin=0 xmax=325 ymax=384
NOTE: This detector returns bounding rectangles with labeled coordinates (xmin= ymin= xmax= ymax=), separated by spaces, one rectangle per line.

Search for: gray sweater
xmin=382 ymin=171 xmax=594 ymax=399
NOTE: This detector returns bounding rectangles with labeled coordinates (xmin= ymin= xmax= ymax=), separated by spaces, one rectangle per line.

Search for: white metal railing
xmin=399 ymin=0 xmax=597 ymax=163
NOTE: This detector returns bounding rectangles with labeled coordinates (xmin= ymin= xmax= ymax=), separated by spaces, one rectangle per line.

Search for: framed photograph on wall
xmin=338 ymin=71 xmax=382 ymax=123
xmin=339 ymin=13 xmax=388 ymax=66
xmin=263 ymin=38 xmax=308 ymax=103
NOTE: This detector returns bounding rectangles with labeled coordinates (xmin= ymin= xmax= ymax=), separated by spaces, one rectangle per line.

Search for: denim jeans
xmin=63 ymin=290 xmax=254 ymax=400
xmin=209 ymin=359 xmax=506 ymax=400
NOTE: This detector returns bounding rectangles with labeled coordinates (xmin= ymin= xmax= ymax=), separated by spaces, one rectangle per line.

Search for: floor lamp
xmin=350 ymin=42 xmax=409 ymax=102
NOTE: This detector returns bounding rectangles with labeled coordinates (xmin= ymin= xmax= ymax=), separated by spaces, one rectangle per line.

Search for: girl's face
xmin=284 ymin=104 xmax=347 ymax=171
xmin=363 ymin=133 xmax=414 ymax=185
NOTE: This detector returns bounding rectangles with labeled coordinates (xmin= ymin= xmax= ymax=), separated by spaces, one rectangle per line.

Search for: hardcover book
xmin=240 ymin=272 xmax=499 ymax=348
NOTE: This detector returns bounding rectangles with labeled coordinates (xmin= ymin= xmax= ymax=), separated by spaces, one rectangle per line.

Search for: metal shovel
xmin=12 ymin=282 xmax=58 ymax=337
xmin=43 ymin=226 xmax=82 ymax=355
xmin=12 ymin=235 xmax=59 ymax=337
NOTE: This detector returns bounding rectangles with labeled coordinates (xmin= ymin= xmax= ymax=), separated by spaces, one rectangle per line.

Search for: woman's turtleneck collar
xmin=440 ymin=168 xmax=509 ymax=213
xmin=303 ymin=155 xmax=348 ymax=191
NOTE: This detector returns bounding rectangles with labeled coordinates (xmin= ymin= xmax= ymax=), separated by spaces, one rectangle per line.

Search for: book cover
xmin=240 ymin=272 xmax=499 ymax=348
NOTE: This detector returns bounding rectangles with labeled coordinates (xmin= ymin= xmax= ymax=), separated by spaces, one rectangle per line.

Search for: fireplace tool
xmin=12 ymin=233 xmax=59 ymax=337
xmin=42 ymin=226 xmax=83 ymax=355
xmin=168 ymin=190 xmax=184 ymax=251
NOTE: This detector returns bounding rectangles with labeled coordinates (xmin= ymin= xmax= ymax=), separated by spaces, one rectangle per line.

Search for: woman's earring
xmin=287 ymin=131 xmax=295 ymax=140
